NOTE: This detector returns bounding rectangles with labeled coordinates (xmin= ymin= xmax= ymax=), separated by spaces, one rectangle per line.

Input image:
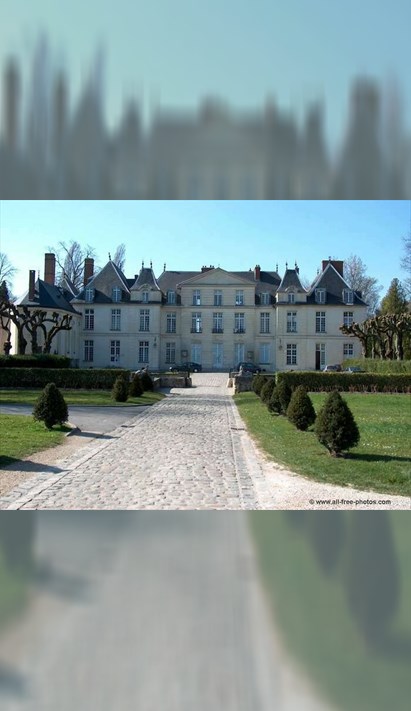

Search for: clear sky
xmin=1 ymin=1 xmax=410 ymax=147
xmin=1 ymin=201 xmax=409 ymax=299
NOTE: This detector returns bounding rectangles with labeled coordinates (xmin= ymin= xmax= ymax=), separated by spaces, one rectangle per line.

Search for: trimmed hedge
xmin=0 ymin=368 xmax=130 ymax=390
xmin=342 ymin=358 xmax=411 ymax=374
xmin=0 ymin=355 xmax=71 ymax=369
xmin=276 ymin=371 xmax=411 ymax=393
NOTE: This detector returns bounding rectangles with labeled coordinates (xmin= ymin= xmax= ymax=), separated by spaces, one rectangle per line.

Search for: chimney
xmin=254 ymin=264 xmax=261 ymax=280
xmin=29 ymin=270 xmax=36 ymax=301
xmin=84 ymin=258 xmax=94 ymax=286
xmin=44 ymin=253 xmax=56 ymax=285
xmin=322 ymin=259 xmax=344 ymax=277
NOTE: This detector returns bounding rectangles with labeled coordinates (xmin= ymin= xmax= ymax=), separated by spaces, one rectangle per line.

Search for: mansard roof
xmin=307 ymin=262 xmax=367 ymax=305
xmin=278 ymin=268 xmax=305 ymax=292
xmin=157 ymin=268 xmax=281 ymax=292
xmin=15 ymin=279 xmax=80 ymax=314
xmin=74 ymin=260 xmax=131 ymax=302
xmin=130 ymin=265 xmax=161 ymax=291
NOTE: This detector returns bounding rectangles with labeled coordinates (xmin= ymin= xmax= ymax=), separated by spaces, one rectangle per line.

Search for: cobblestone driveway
xmin=0 ymin=374 xmax=270 ymax=510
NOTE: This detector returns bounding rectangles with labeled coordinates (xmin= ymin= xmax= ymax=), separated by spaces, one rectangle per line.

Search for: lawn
xmin=250 ymin=512 xmax=411 ymax=711
xmin=235 ymin=392 xmax=411 ymax=497
xmin=0 ymin=389 xmax=165 ymax=407
xmin=0 ymin=414 xmax=69 ymax=466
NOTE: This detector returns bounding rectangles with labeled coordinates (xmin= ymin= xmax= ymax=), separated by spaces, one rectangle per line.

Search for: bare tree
xmin=343 ymin=254 xmax=382 ymax=315
xmin=0 ymin=252 xmax=17 ymax=293
xmin=48 ymin=241 xmax=98 ymax=290
xmin=113 ymin=243 xmax=126 ymax=272
xmin=400 ymin=233 xmax=411 ymax=298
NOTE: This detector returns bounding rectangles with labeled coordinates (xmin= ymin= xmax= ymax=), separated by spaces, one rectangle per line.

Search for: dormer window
xmin=315 ymin=288 xmax=326 ymax=304
xmin=142 ymin=291 xmax=149 ymax=303
xmin=167 ymin=290 xmax=176 ymax=304
xmin=343 ymin=289 xmax=354 ymax=305
xmin=288 ymin=293 xmax=295 ymax=303
xmin=260 ymin=292 xmax=270 ymax=305
xmin=85 ymin=287 xmax=94 ymax=303
xmin=112 ymin=286 xmax=122 ymax=303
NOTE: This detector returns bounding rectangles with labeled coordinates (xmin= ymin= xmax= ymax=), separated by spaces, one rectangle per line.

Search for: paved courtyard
xmin=0 ymin=374 xmax=409 ymax=510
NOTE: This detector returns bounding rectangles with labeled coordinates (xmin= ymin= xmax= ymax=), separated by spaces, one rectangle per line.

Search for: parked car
xmin=236 ymin=362 xmax=263 ymax=374
xmin=345 ymin=366 xmax=364 ymax=373
xmin=169 ymin=362 xmax=202 ymax=373
xmin=322 ymin=364 xmax=342 ymax=372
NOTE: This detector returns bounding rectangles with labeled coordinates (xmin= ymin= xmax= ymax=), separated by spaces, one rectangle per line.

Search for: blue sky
xmin=1 ymin=1 xmax=410 ymax=147
xmin=1 ymin=201 xmax=409 ymax=299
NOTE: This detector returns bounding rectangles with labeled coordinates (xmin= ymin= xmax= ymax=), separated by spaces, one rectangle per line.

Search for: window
xmin=260 ymin=312 xmax=270 ymax=333
xmin=286 ymin=311 xmax=297 ymax=333
xmin=235 ymin=290 xmax=244 ymax=305
xmin=112 ymin=286 xmax=122 ymax=303
xmin=214 ymin=290 xmax=223 ymax=306
xmin=111 ymin=308 xmax=121 ymax=331
xmin=192 ymin=289 xmax=201 ymax=306
xmin=191 ymin=312 xmax=202 ymax=333
xmin=212 ymin=312 xmax=223 ymax=333
xmin=139 ymin=309 xmax=150 ymax=332
xmin=259 ymin=343 xmax=270 ymax=364
xmin=234 ymin=313 xmax=245 ymax=333
xmin=260 ymin=292 xmax=270 ymax=305
xmin=343 ymin=311 xmax=354 ymax=327
xmin=84 ymin=340 xmax=94 ymax=362
xmin=316 ymin=343 xmax=326 ymax=369
xmin=84 ymin=308 xmax=94 ymax=330
xmin=110 ymin=340 xmax=120 ymax=362
xmin=138 ymin=341 xmax=149 ymax=363
xmin=315 ymin=288 xmax=326 ymax=304
xmin=142 ymin=291 xmax=149 ymax=303
xmin=165 ymin=342 xmax=176 ymax=364
xmin=235 ymin=343 xmax=245 ymax=364
xmin=85 ymin=287 xmax=94 ymax=303
xmin=286 ymin=343 xmax=297 ymax=365
xmin=343 ymin=289 xmax=354 ymax=305
xmin=315 ymin=311 xmax=326 ymax=333
xmin=166 ymin=312 xmax=176 ymax=333
xmin=343 ymin=343 xmax=354 ymax=357
xmin=167 ymin=290 xmax=176 ymax=304
xmin=191 ymin=344 xmax=202 ymax=364
xmin=288 ymin=292 xmax=295 ymax=304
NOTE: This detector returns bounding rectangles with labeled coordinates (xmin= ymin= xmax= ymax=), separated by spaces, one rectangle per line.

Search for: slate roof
xmin=278 ymin=268 xmax=305 ymax=292
xmin=130 ymin=266 xmax=161 ymax=291
xmin=15 ymin=279 xmax=80 ymax=314
xmin=74 ymin=260 xmax=131 ymax=303
xmin=307 ymin=263 xmax=367 ymax=306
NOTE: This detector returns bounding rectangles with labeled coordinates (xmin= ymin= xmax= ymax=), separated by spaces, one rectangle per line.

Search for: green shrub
xmin=0 ymin=354 xmax=71 ymax=369
xmin=276 ymin=370 xmax=411 ymax=393
xmin=0 ymin=368 xmax=130 ymax=389
xmin=314 ymin=391 xmax=360 ymax=456
xmin=129 ymin=373 xmax=144 ymax=397
xmin=286 ymin=385 xmax=316 ymax=431
xmin=260 ymin=378 xmax=276 ymax=405
xmin=140 ymin=370 xmax=154 ymax=392
xmin=252 ymin=374 xmax=269 ymax=396
xmin=277 ymin=379 xmax=292 ymax=413
xmin=268 ymin=385 xmax=282 ymax=414
xmin=32 ymin=382 xmax=68 ymax=429
xmin=342 ymin=358 xmax=411 ymax=374
xmin=112 ymin=375 xmax=129 ymax=402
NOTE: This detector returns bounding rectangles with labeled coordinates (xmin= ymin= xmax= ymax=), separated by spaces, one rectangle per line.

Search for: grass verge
xmin=235 ymin=392 xmax=411 ymax=497
xmin=0 ymin=389 xmax=165 ymax=406
xmin=250 ymin=512 xmax=411 ymax=711
xmin=0 ymin=414 xmax=69 ymax=466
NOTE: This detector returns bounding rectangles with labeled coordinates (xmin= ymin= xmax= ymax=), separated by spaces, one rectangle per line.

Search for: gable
xmin=84 ymin=261 xmax=130 ymax=298
xmin=179 ymin=268 xmax=253 ymax=287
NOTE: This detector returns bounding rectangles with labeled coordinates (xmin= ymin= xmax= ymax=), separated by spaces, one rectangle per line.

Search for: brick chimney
xmin=84 ymin=258 xmax=94 ymax=286
xmin=322 ymin=259 xmax=344 ymax=277
xmin=29 ymin=270 xmax=36 ymax=301
xmin=44 ymin=253 xmax=56 ymax=285
xmin=254 ymin=264 xmax=261 ymax=280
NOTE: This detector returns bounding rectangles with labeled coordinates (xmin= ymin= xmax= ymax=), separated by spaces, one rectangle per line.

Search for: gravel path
xmin=0 ymin=374 xmax=409 ymax=510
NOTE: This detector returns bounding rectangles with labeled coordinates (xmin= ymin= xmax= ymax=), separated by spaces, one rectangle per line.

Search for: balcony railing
xmin=233 ymin=328 xmax=246 ymax=334
xmin=212 ymin=328 xmax=224 ymax=333
xmin=191 ymin=327 xmax=202 ymax=333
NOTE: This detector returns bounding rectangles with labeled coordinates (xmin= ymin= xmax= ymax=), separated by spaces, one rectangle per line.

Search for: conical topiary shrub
xmin=286 ymin=385 xmax=316 ymax=431
xmin=269 ymin=379 xmax=292 ymax=415
xmin=112 ymin=375 xmax=129 ymax=402
xmin=252 ymin=374 xmax=268 ymax=397
xmin=140 ymin=370 xmax=154 ymax=392
xmin=33 ymin=382 xmax=68 ymax=429
xmin=268 ymin=385 xmax=282 ymax=414
xmin=129 ymin=372 xmax=144 ymax=397
xmin=260 ymin=378 xmax=276 ymax=406
xmin=315 ymin=390 xmax=360 ymax=456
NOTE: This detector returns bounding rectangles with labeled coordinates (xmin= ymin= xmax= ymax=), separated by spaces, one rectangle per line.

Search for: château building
xmin=9 ymin=253 xmax=368 ymax=371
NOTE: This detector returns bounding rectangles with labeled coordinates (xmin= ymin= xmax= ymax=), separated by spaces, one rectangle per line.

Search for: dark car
xmin=169 ymin=362 xmax=202 ymax=373
xmin=345 ymin=366 xmax=364 ymax=373
xmin=237 ymin=362 xmax=262 ymax=374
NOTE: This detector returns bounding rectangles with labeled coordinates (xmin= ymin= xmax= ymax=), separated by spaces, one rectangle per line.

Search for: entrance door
xmin=213 ymin=343 xmax=224 ymax=369
xmin=191 ymin=344 xmax=202 ymax=365
xmin=316 ymin=343 xmax=326 ymax=370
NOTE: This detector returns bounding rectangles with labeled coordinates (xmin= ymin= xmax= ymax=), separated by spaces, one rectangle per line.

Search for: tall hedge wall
xmin=0 ymin=368 xmax=130 ymax=389
xmin=276 ymin=371 xmax=411 ymax=393
xmin=341 ymin=359 xmax=411 ymax=374
xmin=0 ymin=355 xmax=71 ymax=369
